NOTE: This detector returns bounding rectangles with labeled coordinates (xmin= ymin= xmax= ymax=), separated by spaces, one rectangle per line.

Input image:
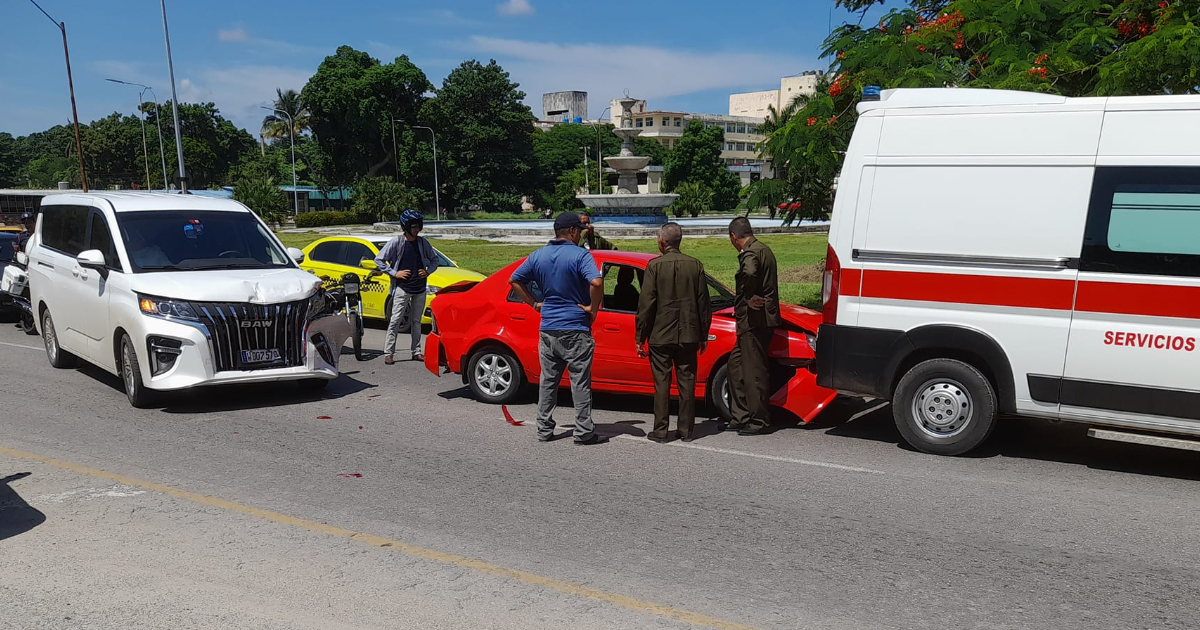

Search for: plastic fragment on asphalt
xmin=317 ymin=416 xmax=333 ymax=420
xmin=502 ymin=405 xmax=524 ymax=427
xmin=337 ymin=473 xmax=363 ymax=478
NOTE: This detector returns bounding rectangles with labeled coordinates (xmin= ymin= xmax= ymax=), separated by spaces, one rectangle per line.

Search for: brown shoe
xmin=384 ymin=356 xmax=395 ymax=365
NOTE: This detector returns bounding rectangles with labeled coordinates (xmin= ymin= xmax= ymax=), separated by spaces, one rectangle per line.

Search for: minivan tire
xmin=893 ymin=358 xmax=997 ymax=456
xmin=120 ymin=333 xmax=156 ymax=409
xmin=41 ymin=310 xmax=76 ymax=369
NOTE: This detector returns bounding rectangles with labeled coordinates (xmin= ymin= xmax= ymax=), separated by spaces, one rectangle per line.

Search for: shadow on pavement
xmin=813 ymin=397 xmax=1200 ymax=481
xmin=0 ymin=472 xmax=46 ymax=541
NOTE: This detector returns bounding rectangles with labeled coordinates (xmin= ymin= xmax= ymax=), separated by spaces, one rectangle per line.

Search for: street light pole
xmin=580 ymin=146 xmax=590 ymax=192
xmin=107 ymin=80 xmax=171 ymax=191
xmin=29 ymin=0 xmax=87 ymax=191
xmin=106 ymin=79 xmax=150 ymax=189
xmin=160 ymin=0 xmax=188 ymax=192
xmin=589 ymin=106 xmax=611 ymax=193
xmin=390 ymin=117 xmax=400 ymax=181
xmin=412 ymin=125 xmax=440 ymax=221
xmin=262 ymin=106 xmax=298 ymax=217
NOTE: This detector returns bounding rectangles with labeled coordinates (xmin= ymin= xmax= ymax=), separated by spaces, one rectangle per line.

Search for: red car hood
xmin=715 ymin=302 xmax=822 ymax=334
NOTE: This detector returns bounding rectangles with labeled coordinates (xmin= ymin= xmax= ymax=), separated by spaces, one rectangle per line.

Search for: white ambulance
xmin=816 ymin=88 xmax=1200 ymax=456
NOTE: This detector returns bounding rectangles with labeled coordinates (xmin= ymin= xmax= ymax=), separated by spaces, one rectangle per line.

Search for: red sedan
xmin=423 ymin=251 xmax=837 ymax=423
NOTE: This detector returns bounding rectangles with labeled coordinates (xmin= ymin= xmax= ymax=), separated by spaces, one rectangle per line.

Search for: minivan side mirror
xmin=15 ymin=251 xmax=28 ymax=266
xmin=287 ymin=247 xmax=305 ymax=264
xmin=76 ymin=249 xmax=108 ymax=278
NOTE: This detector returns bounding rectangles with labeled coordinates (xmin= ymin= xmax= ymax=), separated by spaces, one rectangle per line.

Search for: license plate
xmin=240 ymin=349 xmax=282 ymax=364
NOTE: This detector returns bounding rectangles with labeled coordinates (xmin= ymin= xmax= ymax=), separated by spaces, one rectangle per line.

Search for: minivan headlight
xmin=138 ymin=295 xmax=199 ymax=321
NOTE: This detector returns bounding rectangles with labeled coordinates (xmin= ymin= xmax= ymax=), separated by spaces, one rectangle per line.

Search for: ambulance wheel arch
xmin=885 ymin=325 xmax=1017 ymax=415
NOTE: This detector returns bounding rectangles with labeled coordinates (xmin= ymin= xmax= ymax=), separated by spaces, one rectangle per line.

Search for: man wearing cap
xmin=510 ymin=212 xmax=608 ymax=446
xmin=577 ymin=212 xmax=617 ymax=251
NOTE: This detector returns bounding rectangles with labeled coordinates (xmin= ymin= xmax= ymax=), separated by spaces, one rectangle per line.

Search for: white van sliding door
xmin=1049 ymin=166 xmax=1200 ymax=432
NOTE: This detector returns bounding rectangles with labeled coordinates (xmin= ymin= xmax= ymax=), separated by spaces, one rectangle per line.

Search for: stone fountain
xmin=576 ymin=96 xmax=677 ymax=224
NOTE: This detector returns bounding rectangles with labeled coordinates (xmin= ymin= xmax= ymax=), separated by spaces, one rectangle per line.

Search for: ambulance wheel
xmin=893 ymin=358 xmax=997 ymax=456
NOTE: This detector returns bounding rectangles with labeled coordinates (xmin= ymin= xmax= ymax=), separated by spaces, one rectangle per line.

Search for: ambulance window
xmin=1082 ymin=167 xmax=1200 ymax=277
xmin=1108 ymin=188 xmax=1200 ymax=256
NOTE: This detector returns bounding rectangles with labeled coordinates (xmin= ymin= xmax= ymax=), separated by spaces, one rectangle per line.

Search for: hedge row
xmin=294 ymin=211 xmax=368 ymax=228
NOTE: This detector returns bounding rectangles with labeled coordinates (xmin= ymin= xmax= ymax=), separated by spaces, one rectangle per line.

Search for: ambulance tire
xmin=893 ymin=358 xmax=997 ymax=456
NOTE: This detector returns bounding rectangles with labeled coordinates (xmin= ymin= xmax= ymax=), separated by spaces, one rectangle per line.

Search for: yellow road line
xmin=0 ymin=445 xmax=768 ymax=630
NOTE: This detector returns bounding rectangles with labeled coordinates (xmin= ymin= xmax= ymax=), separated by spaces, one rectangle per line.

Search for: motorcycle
xmin=318 ymin=270 xmax=374 ymax=361
xmin=1 ymin=251 xmax=36 ymax=336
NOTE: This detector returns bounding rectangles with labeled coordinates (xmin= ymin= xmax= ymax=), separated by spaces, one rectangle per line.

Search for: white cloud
xmin=218 ymin=27 xmax=249 ymax=42
xmin=497 ymin=0 xmax=535 ymax=16
xmin=462 ymin=37 xmax=812 ymax=117
xmin=176 ymin=65 xmax=314 ymax=133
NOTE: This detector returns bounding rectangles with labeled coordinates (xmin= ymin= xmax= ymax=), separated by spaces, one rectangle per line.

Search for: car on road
xmin=26 ymin=192 xmax=353 ymax=408
xmin=298 ymin=235 xmax=484 ymax=327
xmin=423 ymin=250 xmax=837 ymax=422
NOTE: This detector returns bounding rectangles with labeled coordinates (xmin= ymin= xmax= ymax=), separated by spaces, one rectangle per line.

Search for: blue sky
xmin=1 ymin=0 xmax=894 ymax=137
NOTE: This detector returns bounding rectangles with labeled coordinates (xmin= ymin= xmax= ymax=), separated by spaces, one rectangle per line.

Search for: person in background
xmin=578 ymin=212 xmax=617 ymax=251
xmin=15 ymin=213 xmax=35 ymax=253
xmin=509 ymin=212 xmax=608 ymax=446
xmin=635 ymin=222 xmax=710 ymax=443
xmin=724 ymin=217 xmax=779 ymax=436
xmin=375 ymin=210 xmax=439 ymax=365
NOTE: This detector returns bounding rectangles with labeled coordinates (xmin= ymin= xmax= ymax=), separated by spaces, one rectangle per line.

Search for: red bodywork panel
xmin=425 ymin=251 xmax=836 ymax=422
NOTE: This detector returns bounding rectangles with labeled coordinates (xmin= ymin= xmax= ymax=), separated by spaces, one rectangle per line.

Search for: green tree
xmin=533 ymin=123 xmax=621 ymax=192
xmin=302 ymin=46 xmax=433 ymax=189
xmin=0 ymin=133 xmax=20 ymax=188
xmin=351 ymin=176 xmax=424 ymax=222
xmin=233 ymin=176 xmax=289 ymax=223
xmin=422 ymin=59 xmax=536 ymax=211
xmin=145 ymin=102 xmax=256 ymax=188
xmin=549 ymin=164 xmax=590 ymax=212
xmin=671 ymin=181 xmax=714 ymax=218
xmin=759 ymin=0 xmax=1200 ymax=224
xmin=633 ymin=137 xmax=669 ymax=166
xmin=261 ymin=88 xmax=311 ymax=142
xmin=662 ymin=120 xmax=742 ymax=212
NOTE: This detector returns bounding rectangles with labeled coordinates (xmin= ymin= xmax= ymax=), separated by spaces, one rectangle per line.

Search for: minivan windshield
xmin=117 ymin=210 xmax=291 ymax=273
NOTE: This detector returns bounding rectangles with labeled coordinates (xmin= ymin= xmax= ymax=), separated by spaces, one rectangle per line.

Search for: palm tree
xmin=261 ymin=88 xmax=311 ymax=141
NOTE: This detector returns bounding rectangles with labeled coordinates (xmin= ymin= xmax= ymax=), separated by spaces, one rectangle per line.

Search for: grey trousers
xmin=536 ymin=330 xmax=595 ymax=441
xmin=384 ymin=291 xmax=423 ymax=357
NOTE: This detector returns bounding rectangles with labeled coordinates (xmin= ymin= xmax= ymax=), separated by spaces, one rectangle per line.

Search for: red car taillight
xmin=821 ymin=244 xmax=840 ymax=325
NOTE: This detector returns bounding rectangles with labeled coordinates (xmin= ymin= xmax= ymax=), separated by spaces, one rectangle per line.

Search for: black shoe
xmin=647 ymin=435 xmax=669 ymax=444
xmin=719 ymin=423 xmax=745 ymax=433
xmin=677 ymin=434 xmax=695 ymax=443
xmin=737 ymin=426 xmax=768 ymax=436
xmin=574 ymin=434 xmax=610 ymax=446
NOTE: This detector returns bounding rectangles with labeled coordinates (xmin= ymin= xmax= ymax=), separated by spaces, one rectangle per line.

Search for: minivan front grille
xmin=190 ymin=300 xmax=310 ymax=372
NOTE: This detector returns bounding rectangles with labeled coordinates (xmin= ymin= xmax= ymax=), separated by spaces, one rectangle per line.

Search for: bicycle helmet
xmin=399 ymin=209 xmax=424 ymax=233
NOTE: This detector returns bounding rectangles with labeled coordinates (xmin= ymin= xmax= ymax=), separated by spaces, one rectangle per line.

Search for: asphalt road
xmin=1 ymin=319 xmax=1199 ymax=630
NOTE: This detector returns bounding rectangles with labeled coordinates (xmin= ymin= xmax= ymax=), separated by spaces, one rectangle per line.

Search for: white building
xmin=729 ymin=70 xmax=826 ymax=118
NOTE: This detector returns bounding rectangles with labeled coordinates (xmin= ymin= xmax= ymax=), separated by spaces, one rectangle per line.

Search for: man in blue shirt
xmin=510 ymin=212 xmax=607 ymax=445
xmin=375 ymin=210 xmax=439 ymax=365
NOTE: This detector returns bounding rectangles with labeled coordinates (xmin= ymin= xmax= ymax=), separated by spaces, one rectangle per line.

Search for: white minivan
xmin=27 ymin=192 xmax=351 ymax=407
xmin=817 ymin=88 xmax=1200 ymax=455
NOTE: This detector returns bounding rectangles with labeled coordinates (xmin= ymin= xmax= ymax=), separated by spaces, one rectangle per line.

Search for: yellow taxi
xmin=299 ymin=234 xmax=484 ymax=326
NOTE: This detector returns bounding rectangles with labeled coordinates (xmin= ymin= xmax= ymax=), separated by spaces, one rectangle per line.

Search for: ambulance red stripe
xmin=843 ymin=269 xmax=1200 ymax=319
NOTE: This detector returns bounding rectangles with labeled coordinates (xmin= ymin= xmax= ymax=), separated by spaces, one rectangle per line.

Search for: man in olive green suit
xmin=635 ymin=222 xmax=711 ymax=443
xmin=725 ymin=216 xmax=780 ymax=436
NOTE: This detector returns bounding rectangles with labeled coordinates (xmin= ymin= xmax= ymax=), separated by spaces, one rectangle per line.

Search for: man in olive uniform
xmin=635 ymin=222 xmax=711 ymax=443
xmin=578 ymin=212 xmax=617 ymax=251
xmin=725 ymin=217 xmax=780 ymax=435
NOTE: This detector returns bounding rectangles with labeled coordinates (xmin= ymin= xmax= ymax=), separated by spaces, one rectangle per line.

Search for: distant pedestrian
xmin=724 ymin=217 xmax=779 ymax=436
xmin=509 ymin=212 xmax=608 ymax=445
xmin=15 ymin=213 xmax=34 ymax=253
xmin=578 ymin=212 xmax=617 ymax=251
xmin=375 ymin=210 xmax=439 ymax=365
xmin=635 ymin=222 xmax=710 ymax=443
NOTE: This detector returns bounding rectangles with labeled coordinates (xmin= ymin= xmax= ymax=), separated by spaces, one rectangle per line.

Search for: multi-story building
xmin=607 ymin=98 xmax=767 ymax=167
xmin=729 ymin=70 xmax=825 ymax=118
xmin=542 ymin=91 xmax=589 ymax=122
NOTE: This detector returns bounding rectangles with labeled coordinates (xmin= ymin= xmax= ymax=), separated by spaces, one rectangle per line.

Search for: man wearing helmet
xmin=374 ymin=209 xmax=439 ymax=364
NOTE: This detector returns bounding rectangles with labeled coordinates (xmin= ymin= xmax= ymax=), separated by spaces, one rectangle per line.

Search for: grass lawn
xmin=277 ymin=232 xmax=827 ymax=309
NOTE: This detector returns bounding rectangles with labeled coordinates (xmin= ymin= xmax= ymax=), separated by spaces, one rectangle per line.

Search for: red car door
xmin=591 ymin=262 xmax=654 ymax=391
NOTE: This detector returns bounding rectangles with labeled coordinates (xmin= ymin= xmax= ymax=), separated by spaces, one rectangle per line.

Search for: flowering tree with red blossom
xmin=751 ymin=0 xmax=1200 ymax=224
